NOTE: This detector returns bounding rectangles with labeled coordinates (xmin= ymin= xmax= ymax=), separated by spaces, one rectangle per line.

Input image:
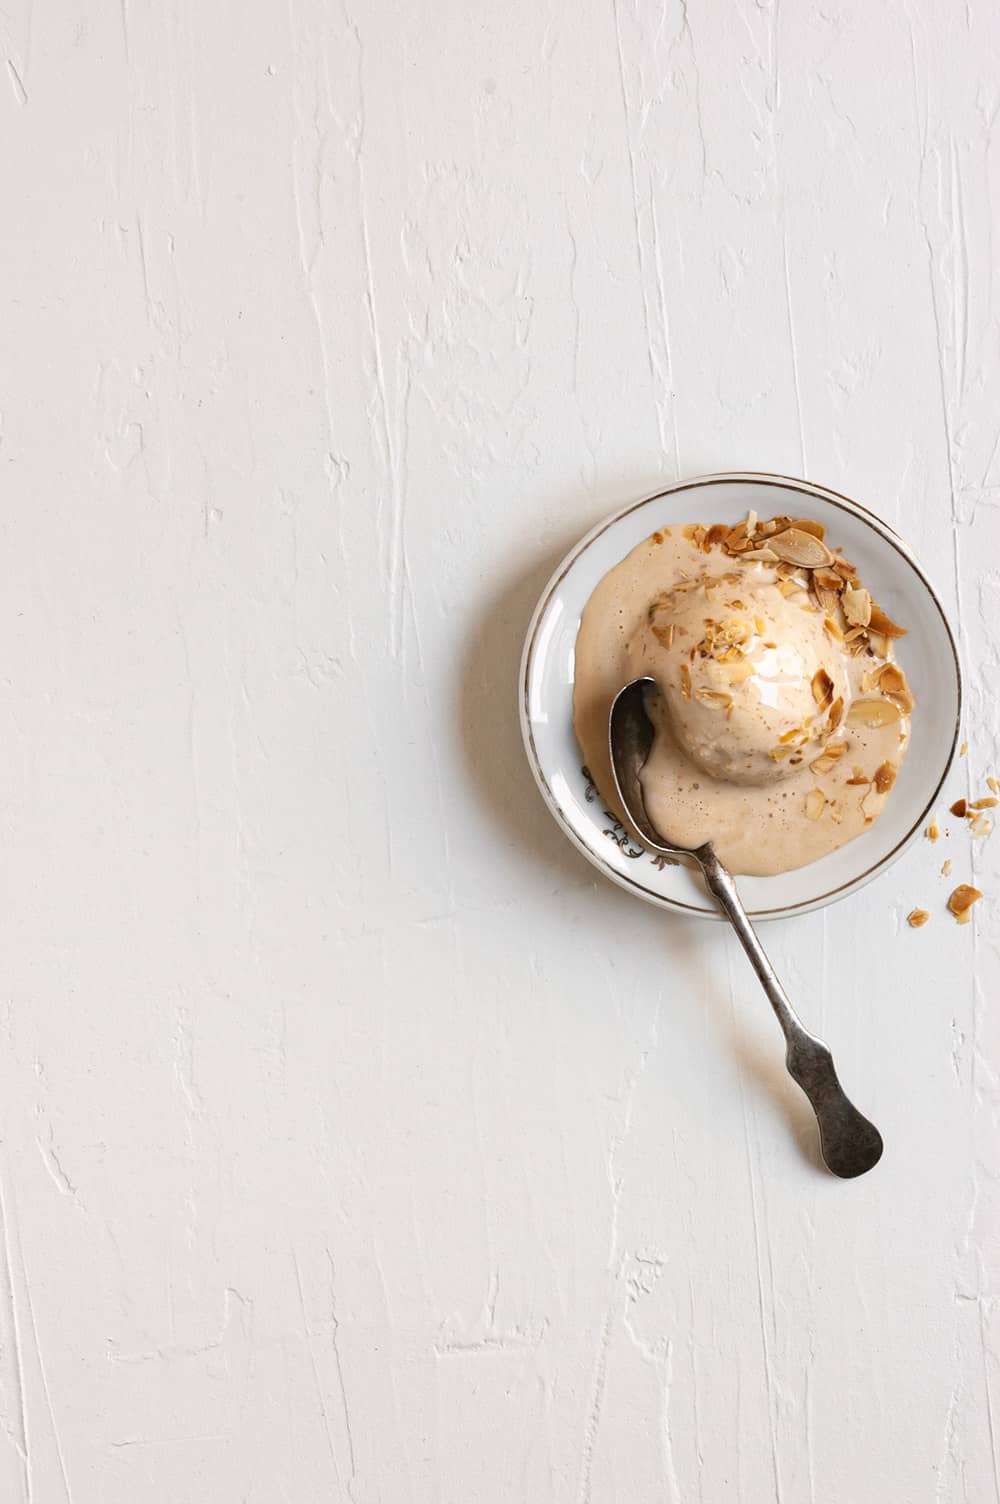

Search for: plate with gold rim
xmin=519 ymin=472 xmax=961 ymax=919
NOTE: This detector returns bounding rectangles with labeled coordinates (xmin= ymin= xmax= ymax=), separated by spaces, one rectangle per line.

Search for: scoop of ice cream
xmin=626 ymin=570 xmax=849 ymax=786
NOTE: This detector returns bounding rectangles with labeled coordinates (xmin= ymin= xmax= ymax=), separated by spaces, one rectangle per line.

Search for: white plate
xmin=519 ymin=472 xmax=961 ymax=920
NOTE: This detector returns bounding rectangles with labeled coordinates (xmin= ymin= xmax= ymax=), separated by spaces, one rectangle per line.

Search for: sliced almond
xmin=867 ymin=630 xmax=889 ymax=657
xmin=811 ymin=668 xmax=834 ymax=708
xmin=950 ymin=798 xmax=967 ymax=818
xmin=941 ymin=858 xmax=952 ymax=876
xmin=861 ymin=784 xmax=885 ymax=822
xmin=948 ymin=884 xmax=983 ymax=925
xmin=804 ymin=788 xmax=826 ymax=821
xmin=810 ymin=740 xmax=848 ymax=774
xmin=695 ymin=689 xmax=733 ymax=710
xmin=845 ymin=698 xmax=901 ymax=729
xmin=960 ymin=741 xmax=968 ymax=757
xmin=721 ymin=658 xmax=755 ymax=684
xmin=680 ymin=664 xmax=691 ymax=700
xmin=989 ymin=776 xmax=999 ymax=794
xmin=813 ymin=586 xmax=844 ymax=615
xmin=842 ymin=586 xmax=872 ymax=628
xmin=868 ymin=601 xmax=907 ymax=638
xmin=832 ymin=558 xmax=859 ymax=580
xmin=828 ymin=801 xmax=843 ymax=823
xmin=925 ymin=819 xmax=940 ymax=840
xmin=768 ymin=527 xmax=834 ymax=568
xmin=791 ymin=518 xmax=827 ymax=541
xmin=907 ymin=909 xmax=930 ymax=929
xmin=828 ymin=696 xmax=845 ymax=731
xmin=844 ymin=625 xmax=868 ymax=642
xmin=874 ymin=761 xmax=898 ymax=794
xmin=777 ymin=578 xmax=800 ymax=598
xmin=970 ymin=797 xmax=999 ymax=810
xmin=769 ymin=745 xmax=795 ymax=762
xmin=971 ymin=815 xmax=993 ymax=838
xmin=704 ymin=523 xmax=730 ymax=549
xmin=813 ymin=567 xmax=844 ymax=593
xmin=740 ymin=547 xmax=780 ymax=563
xmin=875 ymin=663 xmax=915 ymax=713
xmin=823 ymin=615 xmax=845 ymax=642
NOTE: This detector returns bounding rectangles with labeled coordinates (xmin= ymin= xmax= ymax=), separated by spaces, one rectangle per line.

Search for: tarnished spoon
xmin=609 ymin=676 xmax=883 ymax=1179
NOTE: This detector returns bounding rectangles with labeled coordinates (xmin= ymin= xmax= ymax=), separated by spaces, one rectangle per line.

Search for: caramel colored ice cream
xmin=573 ymin=516 xmax=913 ymax=877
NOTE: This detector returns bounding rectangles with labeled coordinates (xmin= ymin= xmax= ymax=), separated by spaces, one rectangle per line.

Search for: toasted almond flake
xmin=680 ymin=664 xmax=691 ymax=700
xmin=842 ymin=586 xmax=872 ymax=628
xmin=971 ymin=815 xmax=993 ymax=838
xmin=753 ymin=614 xmax=766 ymax=636
xmin=764 ymin=640 xmax=778 ymax=649
xmin=970 ymin=797 xmax=999 ymax=810
xmin=740 ymin=547 xmax=781 ymax=562
xmin=777 ymin=578 xmax=800 ymax=598
xmin=832 ymin=558 xmax=858 ymax=580
xmin=804 ymin=788 xmax=826 ymax=821
xmin=925 ymin=819 xmax=940 ymax=840
xmin=907 ymin=909 xmax=930 ymax=928
xmin=721 ymin=658 xmax=755 ymax=684
xmin=948 ymin=884 xmax=983 ymax=924
xmin=812 ymin=567 xmax=844 ymax=592
xmin=813 ymin=585 xmax=843 ymax=615
xmin=651 ymin=530 xmax=665 ymax=544
xmin=810 ymin=741 xmax=848 ymax=774
xmin=828 ymin=696 xmax=845 ymax=731
xmin=792 ymin=518 xmax=826 ymax=540
xmin=861 ymin=668 xmax=879 ymax=693
xmin=875 ymin=663 xmax=915 ymax=713
xmin=828 ymin=801 xmax=843 ymax=823
xmin=811 ymin=668 xmax=834 ymax=707
xmin=867 ymin=630 xmax=889 ymax=657
xmin=874 ymin=760 xmax=898 ymax=794
xmin=769 ymin=745 xmax=795 ymax=762
xmin=845 ymin=697 xmax=901 ymax=729
xmin=868 ymin=602 xmax=907 ymax=638
xmin=695 ymin=689 xmax=733 ymax=710
xmin=823 ymin=615 xmax=844 ymax=642
xmin=844 ymin=625 xmax=868 ymax=642
xmin=861 ymin=784 xmax=885 ymax=822
xmin=960 ymin=741 xmax=968 ymax=757
xmin=950 ymin=798 xmax=967 ymax=818
xmin=989 ymin=777 xmax=999 ymax=794
xmin=745 ymin=509 xmax=758 ymax=534
xmin=704 ymin=523 xmax=730 ymax=548
xmin=769 ymin=527 xmax=834 ymax=568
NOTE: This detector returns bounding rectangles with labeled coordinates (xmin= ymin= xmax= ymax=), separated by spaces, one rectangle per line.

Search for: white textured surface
xmin=0 ymin=2 xmax=998 ymax=1499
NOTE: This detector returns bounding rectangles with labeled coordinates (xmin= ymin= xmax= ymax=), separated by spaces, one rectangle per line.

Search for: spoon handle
xmin=696 ymin=844 xmax=883 ymax=1179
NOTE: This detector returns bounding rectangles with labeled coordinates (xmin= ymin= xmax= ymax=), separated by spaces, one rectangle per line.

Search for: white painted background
xmin=0 ymin=1 xmax=998 ymax=1499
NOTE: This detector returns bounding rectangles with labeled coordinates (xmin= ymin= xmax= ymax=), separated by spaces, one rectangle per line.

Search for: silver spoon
xmin=609 ymin=676 xmax=883 ymax=1179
